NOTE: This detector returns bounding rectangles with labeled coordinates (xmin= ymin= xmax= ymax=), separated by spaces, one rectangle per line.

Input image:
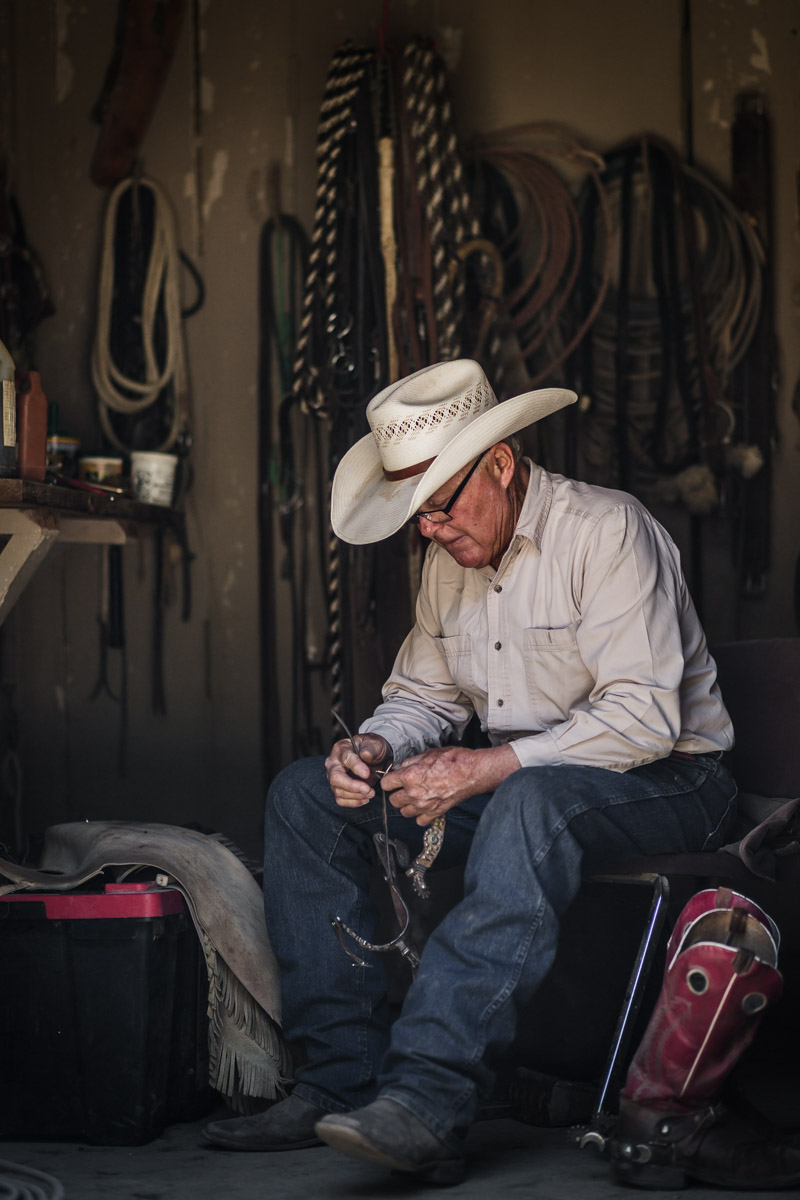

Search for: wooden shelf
xmin=0 ymin=479 xmax=186 ymax=625
xmin=0 ymin=478 xmax=182 ymax=526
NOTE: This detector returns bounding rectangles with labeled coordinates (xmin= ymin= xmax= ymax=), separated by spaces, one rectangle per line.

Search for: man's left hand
xmin=381 ymin=744 xmax=519 ymax=825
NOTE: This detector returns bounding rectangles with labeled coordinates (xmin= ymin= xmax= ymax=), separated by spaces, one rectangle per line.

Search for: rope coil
xmin=470 ymin=122 xmax=613 ymax=392
xmin=91 ymin=174 xmax=190 ymax=454
xmin=0 ymin=1159 xmax=65 ymax=1200
xmin=574 ymin=140 xmax=764 ymax=493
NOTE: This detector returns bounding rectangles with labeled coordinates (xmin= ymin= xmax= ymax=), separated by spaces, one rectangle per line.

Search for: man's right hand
xmin=325 ymin=733 xmax=393 ymax=808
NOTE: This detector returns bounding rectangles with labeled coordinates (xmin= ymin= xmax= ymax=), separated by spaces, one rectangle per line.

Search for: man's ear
xmin=489 ymin=441 xmax=517 ymax=487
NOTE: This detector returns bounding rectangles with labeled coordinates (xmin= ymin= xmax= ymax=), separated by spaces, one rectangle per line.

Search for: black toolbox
xmin=0 ymin=880 xmax=213 ymax=1145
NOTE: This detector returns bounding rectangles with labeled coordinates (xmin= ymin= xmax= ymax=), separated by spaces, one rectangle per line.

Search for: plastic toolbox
xmin=0 ymin=880 xmax=213 ymax=1144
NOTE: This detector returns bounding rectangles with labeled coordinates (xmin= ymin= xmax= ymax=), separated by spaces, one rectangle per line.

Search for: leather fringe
xmin=203 ymin=931 xmax=294 ymax=1109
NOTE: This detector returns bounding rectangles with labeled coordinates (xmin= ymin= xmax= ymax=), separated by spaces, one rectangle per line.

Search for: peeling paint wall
xmin=3 ymin=0 xmax=799 ymax=855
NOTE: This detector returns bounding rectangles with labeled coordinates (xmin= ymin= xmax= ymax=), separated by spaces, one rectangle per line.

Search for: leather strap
xmin=384 ymin=456 xmax=435 ymax=481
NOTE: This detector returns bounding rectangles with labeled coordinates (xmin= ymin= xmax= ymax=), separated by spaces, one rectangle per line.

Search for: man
xmin=205 ymin=359 xmax=738 ymax=1183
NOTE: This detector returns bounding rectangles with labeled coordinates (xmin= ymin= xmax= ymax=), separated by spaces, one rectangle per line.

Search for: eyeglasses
xmin=408 ymin=452 xmax=486 ymax=527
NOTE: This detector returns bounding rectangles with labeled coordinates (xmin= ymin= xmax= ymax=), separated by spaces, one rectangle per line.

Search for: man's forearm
xmin=469 ymin=744 xmax=521 ymax=795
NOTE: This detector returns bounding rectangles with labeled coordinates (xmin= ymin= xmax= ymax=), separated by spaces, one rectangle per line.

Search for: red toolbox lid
xmin=1 ymin=881 xmax=186 ymax=918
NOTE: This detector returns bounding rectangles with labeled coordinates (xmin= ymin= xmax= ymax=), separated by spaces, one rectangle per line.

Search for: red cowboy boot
xmin=611 ymin=887 xmax=800 ymax=1189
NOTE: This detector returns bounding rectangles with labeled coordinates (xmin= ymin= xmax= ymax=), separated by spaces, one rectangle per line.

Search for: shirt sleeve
xmin=358 ymin=550 xmax=474 ymax=764
xmin=509 ymin=503 xmax=689 ymax=771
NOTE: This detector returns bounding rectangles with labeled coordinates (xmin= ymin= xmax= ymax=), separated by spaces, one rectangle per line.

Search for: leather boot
xmin=315 ymin=1098 xmax=466 ymax=1185
xmin=610 ymin=887 xmax=792 ymax=1190
xmin=612 ymin=1098 xmax=800 ymax=1190
xmin=203 ymin=1093 xmax=328 ymax=1151
xmin=624 ymin=887 xmax=782 ymax=1109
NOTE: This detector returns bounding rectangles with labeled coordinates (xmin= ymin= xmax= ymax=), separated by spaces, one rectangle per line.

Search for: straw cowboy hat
xmin=331 ymin=359 xmax=577 ymax=545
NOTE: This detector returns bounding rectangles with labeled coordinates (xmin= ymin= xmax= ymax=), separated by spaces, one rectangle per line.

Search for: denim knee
xmin=265 ymin=755 xmax=329 ymax=825
xmin=479 ymin=766 xmax=568 ymax=842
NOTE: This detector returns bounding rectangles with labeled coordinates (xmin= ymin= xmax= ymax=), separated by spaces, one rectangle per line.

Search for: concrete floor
xmin=0 ymin=1105 xmax=792 ymax=1200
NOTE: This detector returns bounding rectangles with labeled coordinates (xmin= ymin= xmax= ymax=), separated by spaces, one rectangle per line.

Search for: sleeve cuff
xmin=357 ymin=720 xmax=419 ymax=767
xmin=508 ymin=730 xmax=564 ymax=769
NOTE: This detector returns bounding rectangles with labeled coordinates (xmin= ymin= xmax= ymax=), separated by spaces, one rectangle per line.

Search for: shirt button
xmin=497 ymin=698 xmax=504 ymax=707
xmin=494 ymin=584 xmax=502 ymax=593
xmin=494 ymin=641 xmax=502 ymax=650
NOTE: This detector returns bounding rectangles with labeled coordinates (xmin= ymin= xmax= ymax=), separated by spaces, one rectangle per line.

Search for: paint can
xmin=130 ymin=450 xmax=178 ymax=507
xmin=79 ymin=455 xmax=124 ymax=485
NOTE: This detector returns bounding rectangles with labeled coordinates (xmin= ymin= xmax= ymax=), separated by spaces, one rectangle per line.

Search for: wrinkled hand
xmin=380 ymin=745 xmax=479 ymax=827
xmin=325 ymin=733 xmax=393 ymax=808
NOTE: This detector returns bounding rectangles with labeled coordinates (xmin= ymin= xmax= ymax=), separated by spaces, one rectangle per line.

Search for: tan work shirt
xmin=360 ymin=461 xmax=733 ymax=772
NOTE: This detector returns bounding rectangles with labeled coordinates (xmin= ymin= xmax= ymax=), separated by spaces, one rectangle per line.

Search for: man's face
xmin=414 ymin=444 xmax=518 ymax=570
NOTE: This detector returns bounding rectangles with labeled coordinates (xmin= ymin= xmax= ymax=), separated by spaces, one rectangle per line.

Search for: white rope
xmin=0 ymin=1159 xmax=64 ymax=1200
xmin=91 ymin=175 xmax=188 ymax=454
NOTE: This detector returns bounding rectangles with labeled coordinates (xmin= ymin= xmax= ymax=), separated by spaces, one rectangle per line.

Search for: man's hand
xmin=381 ymin=744 xmax=519 ymax=826
xmin=325 ymin=733 xmax=393 ymax=808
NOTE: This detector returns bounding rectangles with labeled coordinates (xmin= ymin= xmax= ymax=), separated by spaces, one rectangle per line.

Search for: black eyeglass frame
xmin=408 ymin=451 xmax=487 ymax=527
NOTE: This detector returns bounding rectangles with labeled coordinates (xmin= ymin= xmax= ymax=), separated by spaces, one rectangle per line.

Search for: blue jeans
xmin=263 ymin=753 xmax=736 ymax=1147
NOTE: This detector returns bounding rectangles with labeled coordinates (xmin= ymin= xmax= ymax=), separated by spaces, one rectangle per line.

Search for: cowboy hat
xmin=330 ymin=359 xmax=576 ymax=544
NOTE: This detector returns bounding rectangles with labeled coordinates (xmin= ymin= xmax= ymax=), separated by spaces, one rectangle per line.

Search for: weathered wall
xmin=1 ymin=0 xmax=797 ymax=856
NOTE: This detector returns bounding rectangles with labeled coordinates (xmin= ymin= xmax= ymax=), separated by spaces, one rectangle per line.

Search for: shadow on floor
xmin=1 ymin=1105 xmax=794 ymax=1200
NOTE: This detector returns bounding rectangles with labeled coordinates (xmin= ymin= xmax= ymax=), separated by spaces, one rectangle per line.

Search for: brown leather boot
xmin=612 ymin=1098 xmax=800 ymax=1190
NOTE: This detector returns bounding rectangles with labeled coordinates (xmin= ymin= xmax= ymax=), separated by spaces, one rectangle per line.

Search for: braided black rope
xmin=432 ymin=54 xmax=506 ymax=385
xmin=402 ymin=42 xmax=460 ymax=359
xmin=290 ymin=44 xmax=376 ymax=736
xmin=291 ymin=44 xmax=374 ymax=414
xmin=289 ymin=40 xmax=512 ymax=746
xmin=401 ymin=40 xmax=504 ymax=383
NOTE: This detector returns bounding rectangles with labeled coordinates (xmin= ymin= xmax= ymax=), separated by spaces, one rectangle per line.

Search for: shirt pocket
xmin=522 ymin=623 xmax=594 ymax=725
xmin=436 ymin=633 xmax=474 ymax=693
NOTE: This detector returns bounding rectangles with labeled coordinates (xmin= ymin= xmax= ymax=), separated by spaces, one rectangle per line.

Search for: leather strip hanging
xmin=258 ymin=213 xmax=309 ymax=774
xmin=730 ymin=93 xmax=776 ymax=605
xmin=90 ymin=0 xmax=187 ymax=189
xmin=0 ymin=163 xmax=55 ymax=364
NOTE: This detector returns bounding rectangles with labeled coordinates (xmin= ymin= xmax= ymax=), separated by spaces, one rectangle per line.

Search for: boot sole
xmin=614 ymin=1161 xmax=688 ymax=1190
xmin=317 ymin=1123 xmax=465 ymax=1185
xmin=203 ymin=1131 xmax=324 ymax=1152
xmin=614 ymin=1160 xmax=800 ymax=1191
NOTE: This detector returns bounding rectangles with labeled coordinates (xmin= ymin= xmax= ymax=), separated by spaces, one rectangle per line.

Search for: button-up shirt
xmin=360 ymin=461 xmax=733 ymax=772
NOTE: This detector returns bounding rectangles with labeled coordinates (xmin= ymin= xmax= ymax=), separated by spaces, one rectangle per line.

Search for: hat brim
xmin=331 ymin=386 xmax=577 ymax=545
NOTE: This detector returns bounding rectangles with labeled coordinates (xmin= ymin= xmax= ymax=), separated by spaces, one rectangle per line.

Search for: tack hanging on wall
xmin=189 ymin=0 xmax=206 ymax=258
xmin=90 ymin=172 xmax=195 ymax=459
xmin=89 ymin=0 xmax=188 ymax=189
xmin=277 ymin=36 xmax=506 ymax=760
xmin=729 ymin=92 xmax=777 ymax=606
xmin=570 ymin=139 xmax=764 ymax=506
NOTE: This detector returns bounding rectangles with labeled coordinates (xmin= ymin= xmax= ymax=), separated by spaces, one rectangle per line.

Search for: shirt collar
xmin=514 ymin=459 xmax=553 ymax=554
